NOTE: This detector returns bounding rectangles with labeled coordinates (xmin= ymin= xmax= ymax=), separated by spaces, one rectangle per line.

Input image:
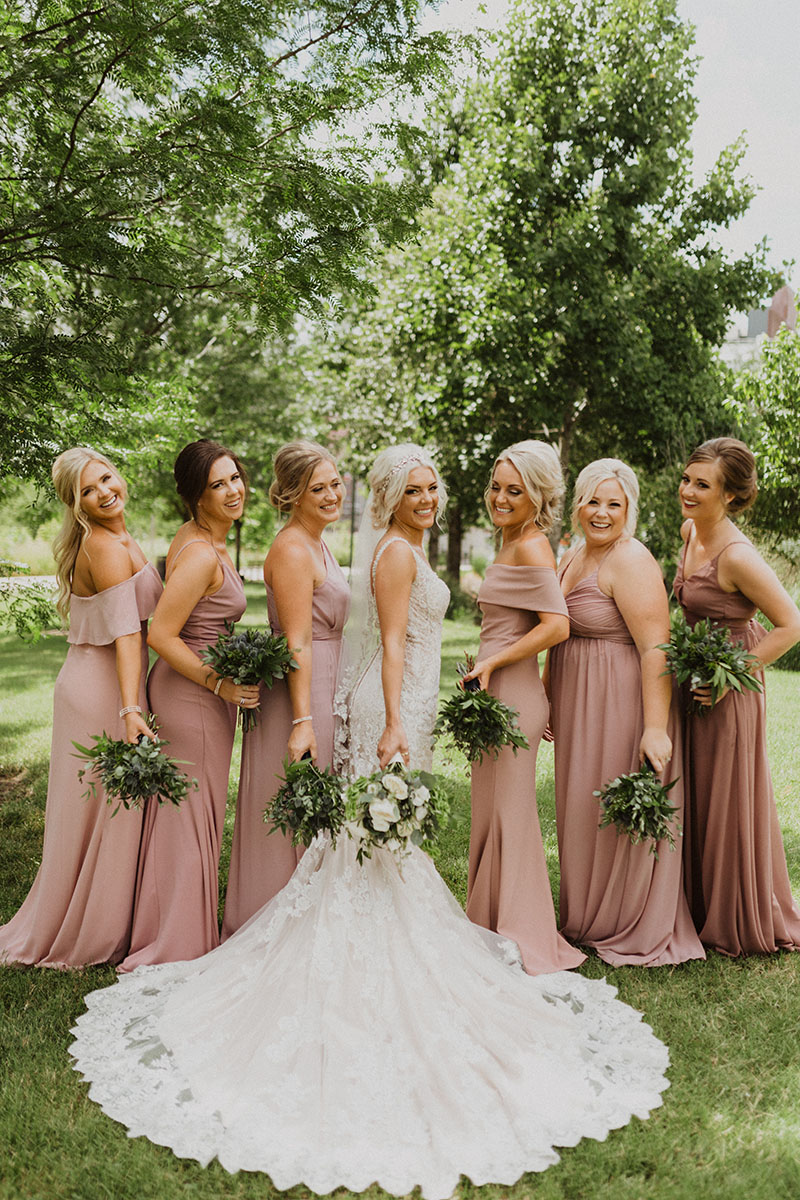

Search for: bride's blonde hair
xmin=368 ymin=444 xmax=447 ymax=529
xmin=51 ymin=447 xmax=126 ymax=621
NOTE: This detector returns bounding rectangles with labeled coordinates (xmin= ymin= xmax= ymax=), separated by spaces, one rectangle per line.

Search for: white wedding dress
xmin=70 ymin=538 xmax=670 ymax=1200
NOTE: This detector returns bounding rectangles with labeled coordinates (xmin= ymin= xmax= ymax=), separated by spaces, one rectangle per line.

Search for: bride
xmin=71 ymin=444 xmax=669 ymax=1200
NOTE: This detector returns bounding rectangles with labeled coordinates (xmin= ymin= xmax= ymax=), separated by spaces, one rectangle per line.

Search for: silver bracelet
xmin=292 ymin=715 xmax=313 ymax=725
xmin=213 ymin=676 xmax=225 ymax=696
xmin=119 ymin=705 xmax=143 ymax=718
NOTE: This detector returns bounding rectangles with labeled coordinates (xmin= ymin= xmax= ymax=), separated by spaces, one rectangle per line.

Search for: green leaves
xmin=265 ymin=758 xmax=348 ymax=849
xmin=346 ymin=761 xmax=448 ymax=866
xmin=72 ymin=714 xmax=197 ymax=814
xmin=434 ymin=653 xmax=529 ymax=764
xmin=595 ymin=763 xmax=680 ymax=859
xmin=661 ymin=609 xmax=763 ymax=715
xmin=201 ymin=623 xmax=297 ymax=732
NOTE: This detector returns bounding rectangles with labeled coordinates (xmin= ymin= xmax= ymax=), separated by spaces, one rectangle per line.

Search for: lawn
xmin=1 ymin=598 xmax=800 ymax=1200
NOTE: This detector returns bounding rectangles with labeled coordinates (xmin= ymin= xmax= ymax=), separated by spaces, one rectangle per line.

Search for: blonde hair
xmin=269 ymin=441 xmax=337 ymax=515
xmin=368 ymin=443 xmax=448 ymax=529
xmin=571 ymin=458 xmax=639 ymax=539
xmin=485 ymin=440 xmax=564 ymax=535
xmin=51 ymin=447 xmax=127 ymax=620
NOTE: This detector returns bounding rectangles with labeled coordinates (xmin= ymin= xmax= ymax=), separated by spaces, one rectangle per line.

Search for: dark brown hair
xmin=686 ymin=437 xmax=758 ymax=514
xmin=174 ymin=439 xmax=248 ymax=521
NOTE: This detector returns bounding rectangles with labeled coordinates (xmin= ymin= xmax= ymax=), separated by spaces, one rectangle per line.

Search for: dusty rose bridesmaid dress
xmin=221 ymin=540 xmax=349 ymax=938
xmin=0 ymin=563 xmax=162 ymax=967
xmin=674 ymin=542 xmax=800 ymax=955
xmin=119 ymin=547 xmax=245 ymax=970
xmin=549 ymin=567 xmax=705 ymax=966
xmin=467 ymin=565 xmax=585 ymax=975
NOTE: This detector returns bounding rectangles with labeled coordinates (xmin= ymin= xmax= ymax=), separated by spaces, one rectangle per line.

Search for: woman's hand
xmin=690 ymin=681 xmax=730 ymax=709
xmin=639 ymin=727 xmax=672 ymax=774
xmin=216 ymin=677 xmax=261 ymax=711
xmin=124 ymin=711 xmax=153 ymax=745
xmin=288 ymin=719 xmax=317 ymax=764
xmin=377 ymin=722 xmax=409 ymax=769
xmin=461 ymin=659 xmax=494 ymax=692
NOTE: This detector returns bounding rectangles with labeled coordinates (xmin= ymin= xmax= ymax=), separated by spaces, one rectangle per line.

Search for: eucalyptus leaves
xmin=434 ymin=653 xmax=529 ymax=763
xmin=265 ymin=759 xmax=349 ymax=848
xmin=201 ymin=623 xmax=297 ymax=731
xmin=73 ymin=715 xmax=197 ymax=815
xmin=661 ymin=610 xmax=762 ymax=715
xmin=595 ymin=762 xmax=680 ymax=859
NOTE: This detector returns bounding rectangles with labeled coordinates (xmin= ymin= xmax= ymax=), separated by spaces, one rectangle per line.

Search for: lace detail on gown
xmin=342 ymin=537 xmax=450 ymax=776
xmin=71 ymin=836 xmax=669 ymax=1200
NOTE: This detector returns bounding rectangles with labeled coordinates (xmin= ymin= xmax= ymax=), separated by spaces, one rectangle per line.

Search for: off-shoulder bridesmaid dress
xmin=120 ymin=545 xmax=245 ymax=970
xmin=467 ymin=564 xmax=586 ymax=974
xmin=221 ymin=539 xmax=349 ymax=937
xmin=549 ymin=564 xmax=704 ymax=966
xmin=0 ymin=564 xmax=162 ymax=967
xmin=674 ymin=540 xmax=800 ymax=955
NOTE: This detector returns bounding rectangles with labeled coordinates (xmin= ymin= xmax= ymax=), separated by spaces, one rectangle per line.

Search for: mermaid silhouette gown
xmin=0 ymin=563 xmax=161 ymax=968
xmin=70 ymin=542 xmax=670 ymax=1199
xmin=674 ymin=539 xmax=800 ymax=955
xmin=222 ymin=540 xmax=349 ymax=937
xmin=549 ymin=564 xmax=704 ymax=966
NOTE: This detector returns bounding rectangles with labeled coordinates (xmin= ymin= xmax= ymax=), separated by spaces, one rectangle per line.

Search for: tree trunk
xmin=428 ymin=522 xmax=440 ymax=570
xmin=446 ymin=504 xmax=462 ymax=584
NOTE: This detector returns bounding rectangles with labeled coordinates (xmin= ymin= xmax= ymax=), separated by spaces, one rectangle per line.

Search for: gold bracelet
xmin=213 ymin=677 xmax=225 ymax=696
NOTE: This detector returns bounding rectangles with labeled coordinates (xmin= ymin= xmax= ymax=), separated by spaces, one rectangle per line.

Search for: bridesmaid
xmin=547 ymin=458 xmax=704 ymax=966
xmin=674 ymin=437 xmax=800 ymax=955
xmin=120 ymin=440 xmax=259 ymax=970
xmin=463 ymin=440 xmax=585 ymax=974
xmin=0 ymin=448 xmax=161 ymax=967
xmin=221 ymin=441 xmax=349 ymax=937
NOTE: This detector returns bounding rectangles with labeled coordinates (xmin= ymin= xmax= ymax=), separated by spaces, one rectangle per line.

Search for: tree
xmin=341 ymin=0 xmax=778 ymax=570
xmin=725 ymin=328 xmax=800 ymax=541
xmin=0 ymin=0 xmax=453 ymax=484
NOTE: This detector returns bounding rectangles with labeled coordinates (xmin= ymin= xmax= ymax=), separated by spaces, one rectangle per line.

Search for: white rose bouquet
xmin=346 ymin=760 xmax=449 ymax=866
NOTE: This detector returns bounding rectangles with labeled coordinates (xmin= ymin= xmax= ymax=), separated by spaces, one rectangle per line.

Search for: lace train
xmin=71 ymin=836 xmax=669 ymax=1199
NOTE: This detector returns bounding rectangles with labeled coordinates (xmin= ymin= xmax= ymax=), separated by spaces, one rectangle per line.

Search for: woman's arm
xmin=82 ymin=536 xmax=152 ymax=744
xmin=721 ymin=543 xmax=800 ymax=670
xmin=147 ymin=543 xmax=260 ymax=713
xmin=373 ymin=540 xmax=417 ymax=768
xmin=268 ymin=538 xmax=318 ymax=762
xmin=607 ymin=541 xmax=672 ymax=773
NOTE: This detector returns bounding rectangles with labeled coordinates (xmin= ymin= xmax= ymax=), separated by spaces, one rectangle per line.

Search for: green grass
xmin=2 ymin=610 xmax=800 ymax=1200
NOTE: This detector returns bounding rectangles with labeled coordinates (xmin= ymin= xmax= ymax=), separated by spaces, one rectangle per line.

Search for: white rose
xmin=397 ymin=820 xmax=415 ymax=838
xmin=415 ymin=805 xmax=429 ymax=821
xmin=369 ymin=796 xmax=401 ymax=832
xmin=413 ymin=785 xmax=430 ymax=805
xmin=382 ymin=774 xmax=409 ymax=800
xmin=386 ymin=838 xmax=402 ymax=854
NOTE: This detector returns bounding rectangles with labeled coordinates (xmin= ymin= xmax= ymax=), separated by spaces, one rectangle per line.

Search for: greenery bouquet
xmin=434 ymin=653 xmax=529 ymax=763
xmin=660 ymin=609 xmax=762 ymax=715
xmin=595 ymin=762 xmax=680 ymax=859
xmin=347 ymin=760 xmax=448 ymax=866
xmin=264 ymin=758 xmax=348 ymax=848
xmin=72 ymin=715 xmax=197 ymax=815
xmin=201 ymin=623 xmax=297 ymax=731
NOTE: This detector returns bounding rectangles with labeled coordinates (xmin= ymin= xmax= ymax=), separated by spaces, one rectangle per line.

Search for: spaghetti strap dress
xmin=673 ymin=539 xmax=800 ymax=955
xmin=221 ymin=539 xmax=349 ymax=937
xmin=549 ymin=564 xmax=704 ymax=966
xmin=0 ymin=563 xmax=162 ymax=967
xmin=119 ymin=543 xmax=245 ymax=970
xmin=467 ymin=564 xmax=586 ymax=974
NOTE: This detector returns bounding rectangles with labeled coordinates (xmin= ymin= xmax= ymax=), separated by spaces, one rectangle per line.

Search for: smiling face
xmin=488 ymin=460 xmax=537 ymax=535
xmin=79 ymin=460 xmax=126 ymax=525
xmin=391 ymin=466 xmax=439 ymax=533
xmin=577 ymin=477 xmax=628 ymax=549
xmin=679 ymin=459 xmax=732 ymax=523
xmin=197 ymin=455 xmax=246 ymax=526
xmin=294 ymin=458 xmax=343 ymax=530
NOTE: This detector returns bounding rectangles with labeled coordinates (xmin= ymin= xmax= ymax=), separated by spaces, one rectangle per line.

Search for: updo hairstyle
xmin=485 ymin=440 xmax=564 ymax=535
xmin=685 ymin=438 xmax=758 ymax=515
xmin=269 ymin=440 xmax=336 ymax=516
xmin=571 ymin=458 xmax=639 ymax=539
xmin=367 ymin=444 xmax=448 ymax=529
xmin=174 ymin=439 xmax=248 ymax=522
xmin=51 ymin=447 xmax=126 ymax=621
